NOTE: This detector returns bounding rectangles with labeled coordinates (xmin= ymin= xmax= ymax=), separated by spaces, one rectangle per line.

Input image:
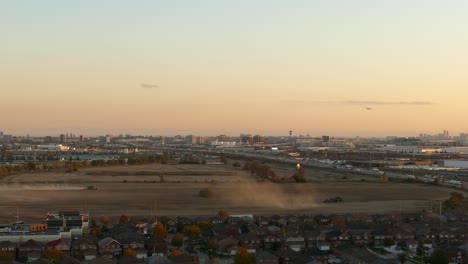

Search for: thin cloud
xmin=342 ymin=100 xmax=434 ymax=105
xmin=140 ymin=83 xmax=159 ymax=89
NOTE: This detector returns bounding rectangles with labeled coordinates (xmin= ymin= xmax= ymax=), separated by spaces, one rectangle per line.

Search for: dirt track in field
xmin=0 ymin=163 xmax=455 ymax=222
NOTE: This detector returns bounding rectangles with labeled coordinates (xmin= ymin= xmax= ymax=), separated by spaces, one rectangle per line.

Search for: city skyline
xmin=2 ymin=1 xmax=468 ymax=137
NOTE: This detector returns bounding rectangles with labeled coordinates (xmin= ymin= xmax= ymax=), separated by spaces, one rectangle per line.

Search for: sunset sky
xmin=1 ymin=0 xmax=468 ymax=137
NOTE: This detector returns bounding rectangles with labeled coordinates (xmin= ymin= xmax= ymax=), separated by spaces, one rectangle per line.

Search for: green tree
xmin=153 ymin=222 xmax=168 ymax=239
xmin=183 ymin=225 xmax=201 ymax=240
xmin=197 ymin=221 xmax=213 ymax=231
xmin=234 ymin=247 xmax=255 ymax=264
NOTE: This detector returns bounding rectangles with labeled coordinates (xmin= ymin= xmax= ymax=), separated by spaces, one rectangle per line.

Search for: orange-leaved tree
xmin=124 ymin=248 xmax=136 ymax=257
xmin=119 ymin=214 xmax=129 ymax=225
xmin=100 ymin=216 xmax=110 ymax=225
xmin=153 ymin=222 xmax=168 ymax=239
xmin=234 ymin=247 xmax=255 ymax=264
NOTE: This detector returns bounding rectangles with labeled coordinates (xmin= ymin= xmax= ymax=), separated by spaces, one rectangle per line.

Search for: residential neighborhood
xmin=1 ymin=210 xmax=468 ymax=263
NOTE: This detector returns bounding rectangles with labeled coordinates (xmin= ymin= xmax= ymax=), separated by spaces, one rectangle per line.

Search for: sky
xmin=1 ymin=0 xmax=468 ymax=137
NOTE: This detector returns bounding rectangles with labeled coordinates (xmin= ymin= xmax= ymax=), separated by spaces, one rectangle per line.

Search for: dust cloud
xmin=217 ymin=182 xmax=319 ymax=210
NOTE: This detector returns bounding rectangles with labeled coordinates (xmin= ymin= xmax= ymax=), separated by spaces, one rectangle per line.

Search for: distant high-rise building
xmin=60 ymin=134 xmax=67 ymax=143
xmin=0 ymin=131 xmax=3 ymax=137
xmin=186 ymin=135 xmax=197 ymax=144
xmin=253 ymin=135 xmax=265 ymax=144
xmin=79 ymin=135 xmax=84 ymax=142
xmin=322 ymin=136 xmax=330 ymax=142
xmin=44 ymin=136 xmax=52 ymax=144
xmin=217 ymin=135 xmax=230 ymax=142
xmin=240 ymin=134 xmax=253 ymax=144
xmin=196 ymin=136 xmax=206 ymax=145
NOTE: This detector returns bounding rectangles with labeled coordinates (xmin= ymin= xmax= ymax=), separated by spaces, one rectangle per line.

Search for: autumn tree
xmin=234 ymin=247 xmax=255 ymax=264
xmin=100 ymin=216 xmax=110 ymax=225
xmin=119 ymin=214 xmax=129 ymax=225
xmin=443 ymin=192 xmax=464 ymax=211
xmin=183 ymin=225 xmax=201 ymax=240
xmin=124 ymin=248 xmax=136 ymax=257
xmin=170 ymin=248 xmax=183 ymax=257
xmin=218 ymin=210 xmax=229 ymax=220
xmin=41 ymin=248 xmax=65 ymax=262
xmin=153 ymin=222 xmax=168 ymax=239
xmin=0 ymin=251 xmax=13 ymax=261
xmin=330 ymin=215 xmax=347 ymax=227
xmin=171 ymin=233 xmax=185 ymax=247
xmin=292 ymin=168 xmax=306 ymax=183
xmin=90 ymin=226 xmax=102 ymax=238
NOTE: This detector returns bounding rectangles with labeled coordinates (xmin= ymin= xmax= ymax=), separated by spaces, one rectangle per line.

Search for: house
xmin=336 ymin=244 xmax=394 ymax=264
xmin=394 ymin=229 xmax=414 ymax=244
xmin=270 ymin=215 xmax=288 ymax=227
xmin=337 ymin=230 xmax=351 ymax=241
xmin=217 ymin=236 xmax=240 ymax=255
xmin=314 ymin=215 xmax=330 ymax=226
xmin=18 ymin=239 xmax=44 ymax=262
xmin=352 ymin=231 xmax=372 ymax=247
xmin=405 ymin=239 xmax=419 ymax=253
xmin=286 ymin=216 xmax=298 ymax=225
xmin=177 ymin=217 xmax=194 ymax=229
xmin=325 ymin=230 xmax=341 ymax=242
xmin=98 ymin=237 xmax=122 ymax=258
xmin=208 ymin=216 xmax=224 ymax=225
xmin=120 ymin=238 xmax=147 ymax=258
xmin=0 ymin=241 xmax=16 ymax=259
xmin=303 ymin=229 xmax=325 ymax=249
xmin=372 ymin=230 xmax=394 ymax=248
xmin=266 ymin=225 xmax=282 ymax=235
xmin=316 ymin=241 xmax=331 ymax=252
xmin=261 ymin=234 xmax=282 ymax=250
xmin=71 ymin=237 xmax=97 ymax=261
xmin=160 ymin=217 xmax=178 ymax=233
xmin=46 ymin=238 xmax=71 ymax=255
xmin=238 ymin=233 xmax=261 ymax=253
xmin=283 ymin=232 xmax=305 ymax=252
xmin=257 ymin=216 xmax=270 ymax=227
xmin=146 ymin=238 xmax=169 ymax=256
xmin=255 ymin=250 xmax=279 ymax=264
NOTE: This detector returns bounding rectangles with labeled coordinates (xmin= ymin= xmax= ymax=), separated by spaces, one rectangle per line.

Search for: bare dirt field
xmin=0 ymin=163 xmax=456 ymax=222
